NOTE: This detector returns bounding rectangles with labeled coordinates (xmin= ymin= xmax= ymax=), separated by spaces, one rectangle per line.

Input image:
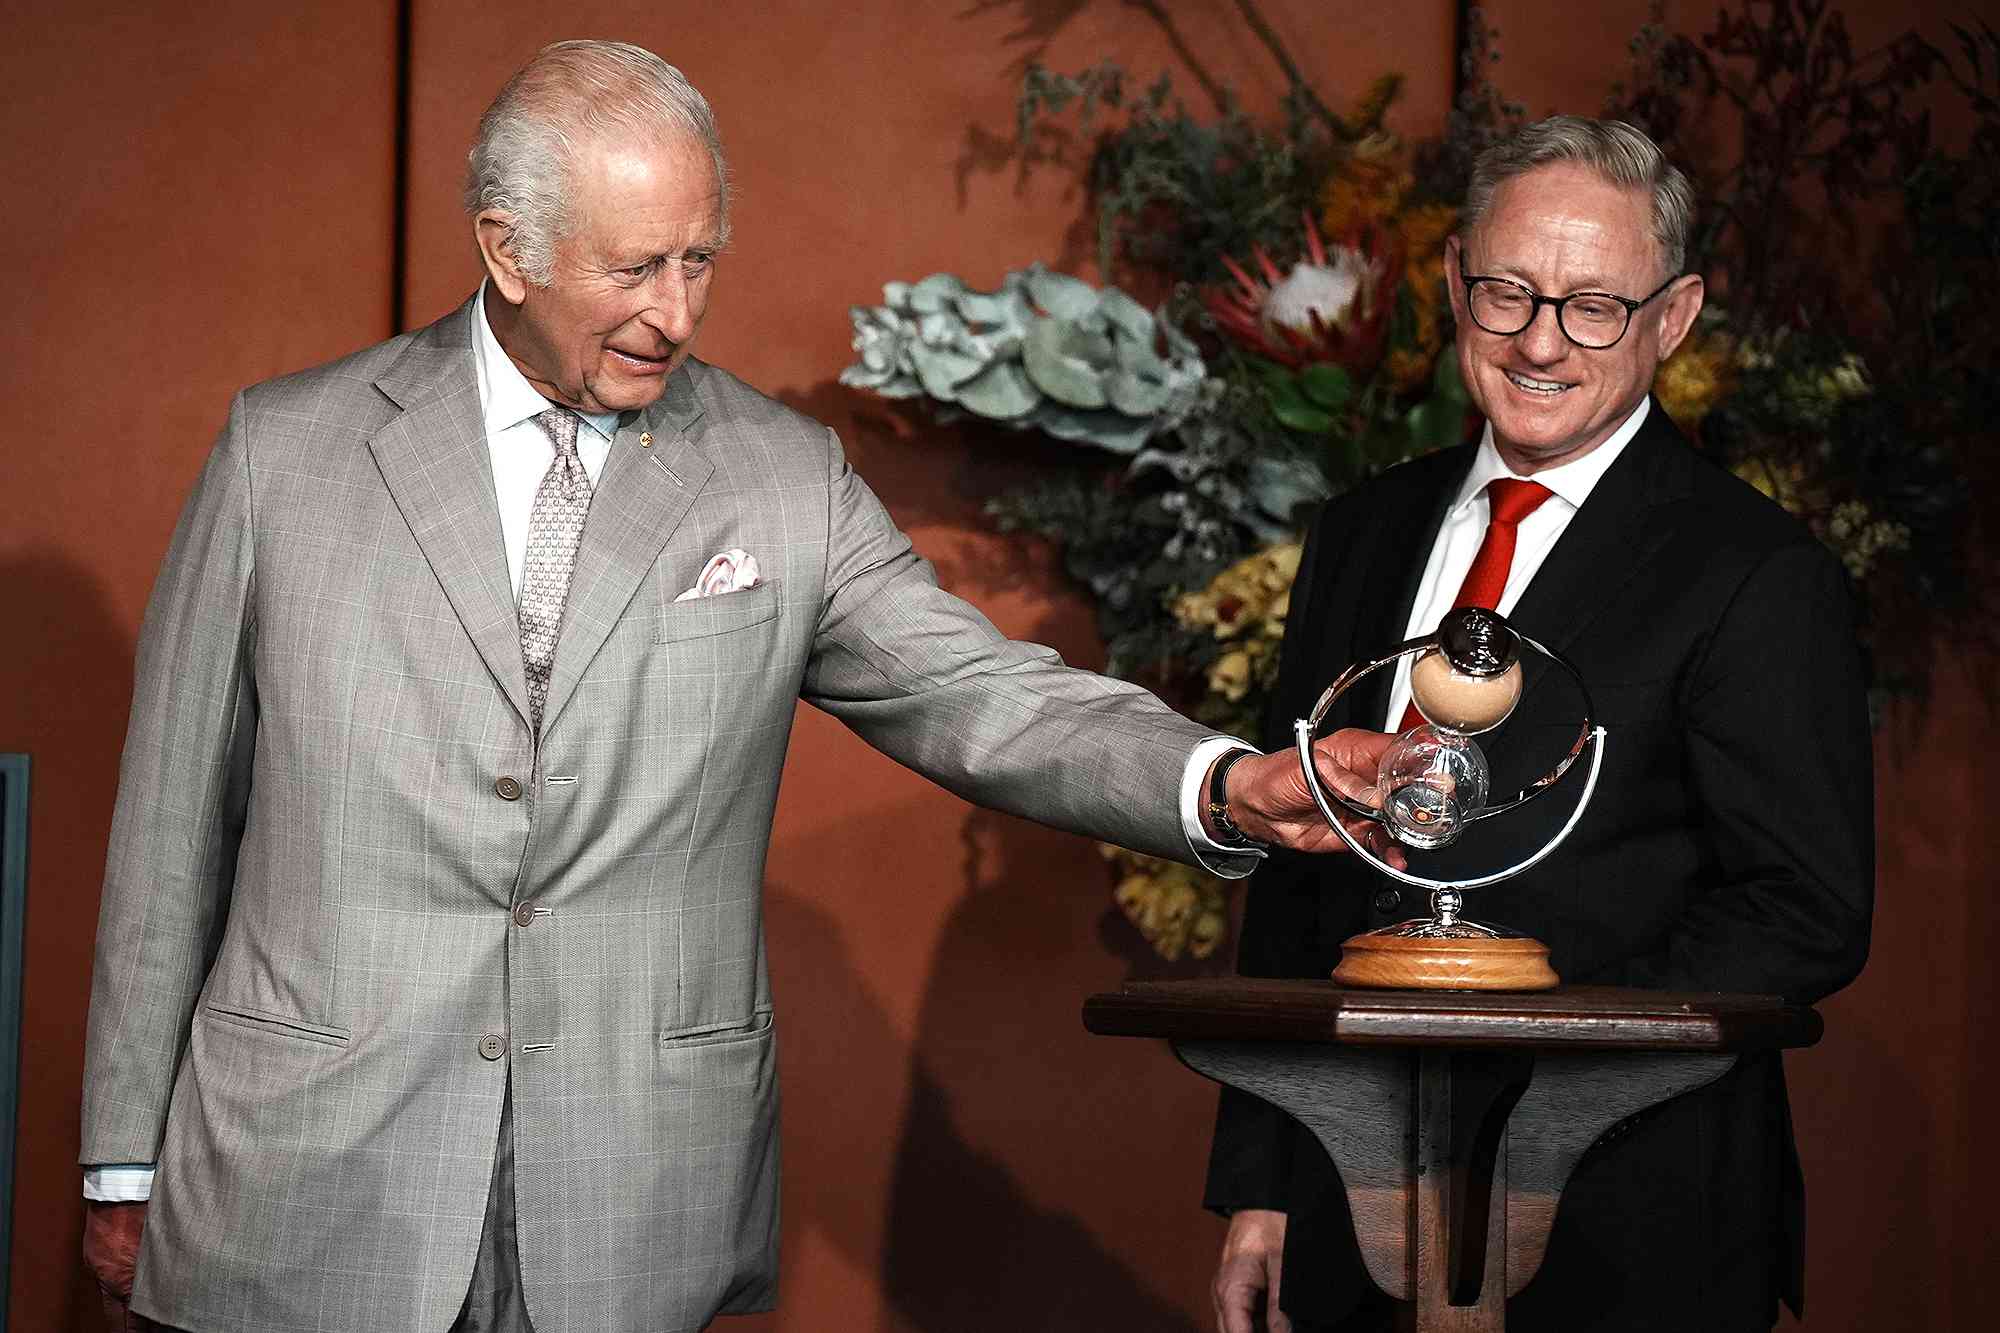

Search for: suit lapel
xmin=1336 ymin=450 xmax=1470 ymax=730
xmin=1502 ymin=401 xmax=1688 ymax=727
xmin=367 ymin=302 xmax=535 ymax=733
xmin=537 ymin=363 xmax=715 ymax=740
xmin=1510 ymin=403 xmax=1680 ymax=639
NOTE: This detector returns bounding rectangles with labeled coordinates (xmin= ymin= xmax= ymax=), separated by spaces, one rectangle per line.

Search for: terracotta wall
xmin=1 ymin=2 xmax=1987 ymax=1330
xmin=0 ymin=2 xmax=399 ymax=1327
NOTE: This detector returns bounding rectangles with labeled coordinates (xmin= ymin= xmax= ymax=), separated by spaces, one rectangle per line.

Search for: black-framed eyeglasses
xmin=1458 ymin=259 xmax=1681 ymax=349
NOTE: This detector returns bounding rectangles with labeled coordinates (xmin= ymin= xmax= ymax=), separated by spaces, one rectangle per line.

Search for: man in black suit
xmin=1204 ymin=116 xmax=1874 ymax=1333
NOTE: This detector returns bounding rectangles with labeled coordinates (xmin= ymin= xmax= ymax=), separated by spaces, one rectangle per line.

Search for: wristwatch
xmin=1205 ymin=748 xmax=1267 ymax=850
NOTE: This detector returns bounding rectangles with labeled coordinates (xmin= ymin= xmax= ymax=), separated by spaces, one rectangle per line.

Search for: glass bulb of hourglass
xmin=1379 ymin=724 xmax=1490 ymax=850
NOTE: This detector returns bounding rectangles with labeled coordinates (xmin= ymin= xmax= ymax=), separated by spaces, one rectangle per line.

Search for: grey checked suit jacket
xmin=81 ymin=298 xmax=1219 ymax=1333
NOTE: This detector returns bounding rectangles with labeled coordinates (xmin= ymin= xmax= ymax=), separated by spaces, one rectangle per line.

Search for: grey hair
xmin=464 ymin=40 xmax=731 ymax=285
xmin=1462 ymin=116 xmax=1694 ymax=278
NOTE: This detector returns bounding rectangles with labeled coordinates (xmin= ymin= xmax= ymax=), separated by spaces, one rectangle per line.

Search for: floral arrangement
xmin=842 ymin=1 xmax=1998 ymax=959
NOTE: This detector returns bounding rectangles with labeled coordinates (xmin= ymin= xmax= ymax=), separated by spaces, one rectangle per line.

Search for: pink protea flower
xmin=1206 ymin=212 xmax=1396 ymax=370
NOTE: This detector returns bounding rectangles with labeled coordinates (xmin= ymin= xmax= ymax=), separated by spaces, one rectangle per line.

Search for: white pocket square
xmin=676 ymin=548 xmax=762 ymax=602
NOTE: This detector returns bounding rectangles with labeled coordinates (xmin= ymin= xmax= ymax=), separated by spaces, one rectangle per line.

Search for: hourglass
xmin=1295 ymin=606 xmax=1607 ymax=990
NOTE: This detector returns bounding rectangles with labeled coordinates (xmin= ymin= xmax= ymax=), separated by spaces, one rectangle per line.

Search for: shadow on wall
xmin=883 ymin=807 xmax=1224 ymax=1333
xmin=0 ymin=548 xmax=138 ymax=1333
xmin=763 ymin=836 xmax=1208 ymax=1333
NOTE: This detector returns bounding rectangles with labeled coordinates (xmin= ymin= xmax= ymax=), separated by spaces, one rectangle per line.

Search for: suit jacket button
xmin=1372 ymin=888 xmax=1402 ymax=914
xmin=512 ymin=901 xmax=536 ymax=928
xmin=494 ymin=776 xmax=523 ymax=801
xmin=478 ymin=1034 xmax=506 ymax=1061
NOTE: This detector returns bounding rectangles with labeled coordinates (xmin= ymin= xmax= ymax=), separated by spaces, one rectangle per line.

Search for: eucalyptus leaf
xmin=1030 ymin=403 xmax=1152 ymax=453
xmin=954 ymin=361 xmax=1041 ymax=419
xmin=841 ymin=265 xmax=1206 ymax=454
xmin=1023 ymin=317 xmax=1111 ymax=409
xmin=954 ymin=290 xmax=1024 ymax=330
xmin=910 ymin=344 xmax=987 ymax=400
xmin=1094 ymin=287 xmax=1157 ymax=342
xmin=1106 ymin=367 xmax=1171 ymax=416
xmin=906 ymin=274 xmax=967 ymax=313
xmin=1024 ymin=265 xmax=1099 ymax=319
xmin=1248 ymin=454 xmax=1333 ymax=522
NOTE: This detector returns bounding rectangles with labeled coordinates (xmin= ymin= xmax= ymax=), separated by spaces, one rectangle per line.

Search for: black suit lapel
xmin=1333 ymin=449 xmax=1472 ymax=730
xmin=1509 ymin=409 xmax=1669 ymax=653
xmin=1504 ymin=402 xmax=1690 ymax=721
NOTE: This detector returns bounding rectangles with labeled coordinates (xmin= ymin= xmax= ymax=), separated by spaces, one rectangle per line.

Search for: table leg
xmin=1411 ymin=1049 xmax=1532 ymax=1331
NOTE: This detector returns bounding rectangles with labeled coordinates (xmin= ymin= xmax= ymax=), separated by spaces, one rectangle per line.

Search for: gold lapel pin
xmin=639 ymin=431 xmax=654 ymax=448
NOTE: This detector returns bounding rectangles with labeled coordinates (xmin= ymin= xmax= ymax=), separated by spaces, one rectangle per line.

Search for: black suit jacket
xmin=1205 ymin=404 xmax=1874 ymax=1332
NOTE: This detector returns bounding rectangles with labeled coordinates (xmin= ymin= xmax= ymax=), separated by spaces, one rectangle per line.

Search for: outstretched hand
xmin=1214 ymin=730 xmax=1407 ymax=868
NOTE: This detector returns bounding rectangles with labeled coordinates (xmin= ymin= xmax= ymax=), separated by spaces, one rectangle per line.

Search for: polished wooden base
xmin=1332 ymin=928 xmax=1560 ymax=991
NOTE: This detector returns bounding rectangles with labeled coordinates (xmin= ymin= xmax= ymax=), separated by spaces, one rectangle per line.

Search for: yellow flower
xmin=1396 ymin=203 xmax=1459 ymax=276
xmin=1822 ymin=500 xmax=1908 ymax=580
xmin=1173 ymin=542 xmax=1304 ymax=640
xmin=1321 ymin=133 xmax=1412 ymax=241
xmin=1656 ymin=327 xmax=1737 ymax=429
xmin=1821 ymin=354 xmax=1871 ymax=401
xmin=1380 ymin=203 xmax=1459 ymax=391
xmin=1731 ymin=456 xmax=1819 ymax=519
xmin=1207 ymin=648 xmax=1255 ymax=703
xmin=1101 ymin=844 xmax=1230 ymax=961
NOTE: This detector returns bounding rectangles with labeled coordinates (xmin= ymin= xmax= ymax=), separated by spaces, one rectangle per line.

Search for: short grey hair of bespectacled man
xmin=463 ymin=39 xmax=733 ymax=287
xmin=1462 ymin=115 xmax=1695 ymax=281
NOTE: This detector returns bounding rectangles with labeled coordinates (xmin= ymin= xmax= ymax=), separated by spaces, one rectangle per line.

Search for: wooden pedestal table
xmin=1082 ymin=980 xmax=1821 ymax=1332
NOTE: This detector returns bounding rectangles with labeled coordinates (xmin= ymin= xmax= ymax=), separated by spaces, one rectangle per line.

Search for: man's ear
xmin=475 ymin=211 xmax=531 ymax=305
xmin=1442 ymin=234 xmax=1471 ymax=329
xmin=1652 ymin=273 xmax=1706 ymax=361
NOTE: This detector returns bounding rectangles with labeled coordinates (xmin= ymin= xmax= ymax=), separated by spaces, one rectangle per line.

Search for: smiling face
xmin=1447 ymin=162 xmax=1703 ymax=474
xmin=477 ymin=134 xmax=725 ymax=414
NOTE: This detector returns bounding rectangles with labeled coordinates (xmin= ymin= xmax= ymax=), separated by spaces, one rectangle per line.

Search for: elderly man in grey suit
xmin=78 ymin=40 xmax=1392 ymax=1333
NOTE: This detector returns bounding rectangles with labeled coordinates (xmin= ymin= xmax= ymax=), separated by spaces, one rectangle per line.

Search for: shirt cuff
xmin=1180 ymin=737 xmax=1265 ymax=879
xmin=83 ymin=1164 xmax=155 ymax=1202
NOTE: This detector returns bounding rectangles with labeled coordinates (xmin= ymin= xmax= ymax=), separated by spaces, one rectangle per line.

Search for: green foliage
xmin=840 ymin=265 xmax=1205 ymax=453
xmin=1014 ymin=49 xmax=1404 ymax=284
xmin=1396 ymin=354 xmax=1475 ymax=457
xmin=986 ymin=473 xmax=1243 ymax=690
xmin=1607 ymin=1 xmax=2000 ymax=693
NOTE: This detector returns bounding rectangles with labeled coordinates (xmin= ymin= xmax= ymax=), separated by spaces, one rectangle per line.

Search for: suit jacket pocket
xmin=202 ymin=1002 xmax=351 ymax=1047
xmin=660 ymin=1010 xmax=774 ymax=1049
xmin=654 ymin=579 xmax=780 ymax=643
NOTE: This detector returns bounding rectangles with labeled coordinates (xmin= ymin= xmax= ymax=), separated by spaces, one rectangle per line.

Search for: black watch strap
xmin=1205 ymin=748 xmax=1265 ymax=850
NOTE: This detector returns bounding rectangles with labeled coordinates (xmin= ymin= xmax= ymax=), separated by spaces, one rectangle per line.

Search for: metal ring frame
xmin=1292 ymin=632 xmax=1609 ymax=891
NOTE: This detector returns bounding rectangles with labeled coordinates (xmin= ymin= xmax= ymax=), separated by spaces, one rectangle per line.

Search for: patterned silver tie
xmin=519 ymin=406 xmax=593 ymax=736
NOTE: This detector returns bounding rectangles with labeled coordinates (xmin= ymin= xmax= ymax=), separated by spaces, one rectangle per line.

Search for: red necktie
xmin=1398 ymin=478 xmax=1554 ymax=731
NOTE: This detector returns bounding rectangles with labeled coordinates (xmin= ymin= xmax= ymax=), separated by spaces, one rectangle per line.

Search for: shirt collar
xmin=471 ymin=280 xmax=621 ymax=443
xmin=1451 ymin=396 xmax=1650 ymax=517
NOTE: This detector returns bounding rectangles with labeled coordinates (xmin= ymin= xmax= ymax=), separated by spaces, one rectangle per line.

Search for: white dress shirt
xmin=1381 ymin=398 xmax=1649 ymax=730
xmin=471 ymin=283 xmax=621 ymax=598
xmin=84 ymin=290 xmax=1255 ymax=1204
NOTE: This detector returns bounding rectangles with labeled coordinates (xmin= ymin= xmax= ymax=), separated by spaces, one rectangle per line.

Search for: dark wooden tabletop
xmin=1083 ymin=978 xmax=1822 ymax=1052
